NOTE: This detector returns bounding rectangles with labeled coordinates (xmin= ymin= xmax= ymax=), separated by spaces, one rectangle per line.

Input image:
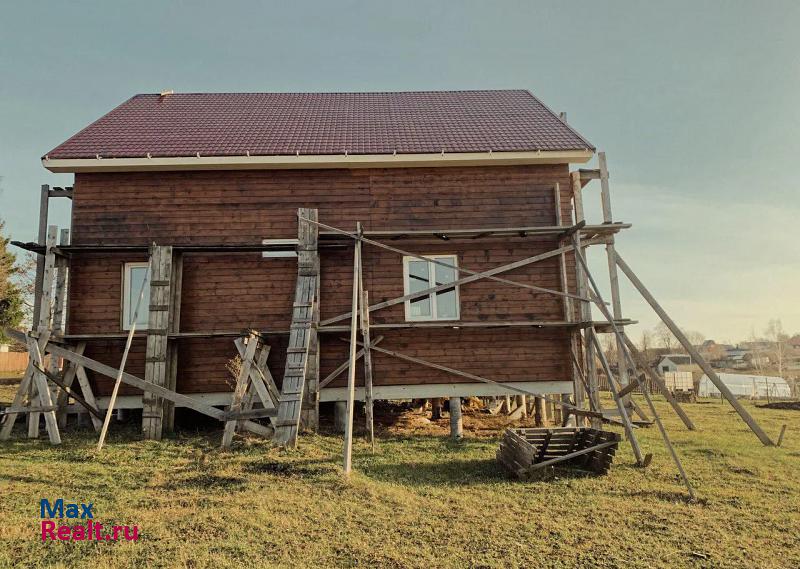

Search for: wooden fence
xmin=0 ymin=352 xmax=29 ymax=374
xmin=596 ymin=371 xmax=660 ymax=394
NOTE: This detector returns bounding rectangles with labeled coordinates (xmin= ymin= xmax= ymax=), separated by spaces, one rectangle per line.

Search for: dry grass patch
xmin=0 ymin=395 xmax=797 ymax=568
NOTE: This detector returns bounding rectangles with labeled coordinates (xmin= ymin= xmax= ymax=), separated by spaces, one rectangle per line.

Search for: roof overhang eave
xmin=42 ymin=149 xmax=595 ymax=173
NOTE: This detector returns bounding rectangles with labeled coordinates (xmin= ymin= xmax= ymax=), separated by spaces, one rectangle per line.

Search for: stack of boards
xmin=497 ymin=427 xmax=621 ymax=480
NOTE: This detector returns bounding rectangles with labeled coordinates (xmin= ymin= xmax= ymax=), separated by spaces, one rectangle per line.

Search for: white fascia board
xmin=42 ymin=149 xmax=594 ymax=173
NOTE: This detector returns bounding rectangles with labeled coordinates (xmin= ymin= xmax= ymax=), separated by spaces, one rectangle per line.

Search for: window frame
xmin=121 ymin=262 xmax=150 ymax=331
xmin=402 ymin=254 xmax=460 ymax=322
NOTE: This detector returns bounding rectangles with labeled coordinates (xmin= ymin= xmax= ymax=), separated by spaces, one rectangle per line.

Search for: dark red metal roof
xmin=44 ymin=90 xmax=594 ymax=159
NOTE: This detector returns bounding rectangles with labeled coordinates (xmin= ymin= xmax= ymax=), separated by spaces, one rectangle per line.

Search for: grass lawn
xmin=0 ymin=394 xmax=798 ymax=568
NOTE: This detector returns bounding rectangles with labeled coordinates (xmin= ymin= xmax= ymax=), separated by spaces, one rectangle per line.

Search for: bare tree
xmin=601 ymin=333 xmax=617 ymax=367
xmin=764 ymin=318 xmax=788 ymax=378
xmin=654 ymin=321 xmax=676 ymax=352
xmin=639 ymin=329 xmax=653 ymax=361
xmin=684 ymin=330 xmax=705 ymax=348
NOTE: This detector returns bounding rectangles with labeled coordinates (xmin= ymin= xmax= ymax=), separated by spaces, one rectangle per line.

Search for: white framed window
xmin=403 ymin=255 xmax=460 ymax=321
xmin=122 ymin=262 xmax=150 ymax=330
xmin=262 ymin=238 xmax=298 ymax=258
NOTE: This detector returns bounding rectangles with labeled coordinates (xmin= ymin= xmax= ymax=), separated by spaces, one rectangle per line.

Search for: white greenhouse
xmin=698 ymin=373 xmax=792 ymax=399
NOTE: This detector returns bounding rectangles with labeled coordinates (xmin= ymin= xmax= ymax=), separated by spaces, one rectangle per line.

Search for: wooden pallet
xmin=496 ymin=427 xmax=621 ymax=480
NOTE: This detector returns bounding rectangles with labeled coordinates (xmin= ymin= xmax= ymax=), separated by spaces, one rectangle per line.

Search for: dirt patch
xmin=756 ymin=401 xmax=800 ymax=411
xmin=374 ymin=401 xmax=539 ymax=438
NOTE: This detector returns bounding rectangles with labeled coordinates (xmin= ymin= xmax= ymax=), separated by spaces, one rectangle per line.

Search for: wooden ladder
xmin=273 ymin=208 xmax=319 ymax=447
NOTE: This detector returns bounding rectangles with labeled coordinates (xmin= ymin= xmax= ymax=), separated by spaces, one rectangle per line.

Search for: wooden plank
xmin=31 ymin=185 xmax=49 ymax=327
xmin=597 ymin=153 xmax=631 ymax=406
xmin=54 ymin=229 xmax=71 ymax=428
xmin=235 ymin=340 xmax=277 ymax=408
xmin=30 ymin=362 xmax=104 ymax=421
xmin=343 ymin=226 xmax=361 ymax=475
xmin=75 ymin=364 xmax=103 ymax=431
xmin=360 ymin=288 xmax=375 ymax=450
xmin=29 ymin=338 xmax=61 ymax=444
xmin=29 ymin=226 xmax=59 ymax=439
xmin=301 ymin=208 xmax=321 ymax=431
xmin=570 ymin=172 xmax=600 ymax=427
xmin=164 ymin=251 xmax=183 ymax=432
xmin=221 ymin=334 xmax=259 ymax=448
xmin=528 ymin=441 xmax=618 ymax=471
xmin=143 ymin=245 xmax=173 ymax=440
xmin=0 ymin=334 xmax=49 ymax=440
xmin=588 ymin=328 xmax=645 ymax=465
xmin=615 ymin=252 xmax=773 ymax=446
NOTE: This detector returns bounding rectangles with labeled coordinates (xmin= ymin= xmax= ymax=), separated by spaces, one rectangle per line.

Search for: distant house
xmin=788 ymin=335 xmax=800 ymax=350
xmin=656 ymin=354 xmax=692 ymax=374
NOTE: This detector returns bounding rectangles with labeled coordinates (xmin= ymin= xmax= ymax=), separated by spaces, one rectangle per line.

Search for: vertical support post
xmin=343 ymin=225 xmax=361 ymax=475
xmin=163 ymin=252 xmax=183 ymax=432
xmin=516 ymin=395 xmax=527 ymax=418
xmin=449 ymin=397 xmax=463 ymax=440
xmin=142 ymin=245 xmax=173 ymax=441
xmin=360 ymin=290 xmax=375 ymax=451
xmin=554 ymin=184 xmax=583 ymax=418
xmin=571 ymin=172 xmax=600 ymax=428
xmin=53 ymin=229 xmax=71 ymax=428
xmin=534 ymin=396 xmax=545 ymax=427
xmin=598 ymin=152 xmax=630 ymax=403
xmin=356 ymin=221 xmax=375 ymax=450
xmin=29 ymin=225 xmax=58 ymax=438
xmin=32 ymin=185 xmax=49 ymax=326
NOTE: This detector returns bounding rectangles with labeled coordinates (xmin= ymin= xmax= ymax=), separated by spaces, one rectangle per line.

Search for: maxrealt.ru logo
xmin=40 ymin=499 xmax=139 ymax=542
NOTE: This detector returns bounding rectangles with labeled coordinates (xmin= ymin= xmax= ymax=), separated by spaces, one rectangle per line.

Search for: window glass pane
xmin=436 ymin=289 xmax=458 ymax=319
xmin=434 ymin=259 xmax=456 ymax=286
xmin=410 ymin=296 xmax=431 ymax=317
xmin=434 ymin=257 xmax=457 ymax=319
xmin=127 ymin=266 xmax=150 ymax=327
xmin=407 ymin=260 xmax=431 ymax=318
xmin=408 ymin=260 xmax=430 ymax=292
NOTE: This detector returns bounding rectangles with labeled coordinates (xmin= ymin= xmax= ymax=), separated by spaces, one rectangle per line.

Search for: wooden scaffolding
xmin=1 ymin=153 xmax=778 ymax=498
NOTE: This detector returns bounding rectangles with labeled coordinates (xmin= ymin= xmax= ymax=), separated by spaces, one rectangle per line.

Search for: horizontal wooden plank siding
xmin=68 ymin=165 xmax=578 ymax=396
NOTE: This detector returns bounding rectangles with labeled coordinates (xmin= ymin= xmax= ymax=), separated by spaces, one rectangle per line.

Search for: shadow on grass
xmin=243 ymin=456 xmax=335 ymax=478
xmin=359 ymin=457 xmax=603 ymax=487
xmin=160 ymin=473 xmax=248 ymax=491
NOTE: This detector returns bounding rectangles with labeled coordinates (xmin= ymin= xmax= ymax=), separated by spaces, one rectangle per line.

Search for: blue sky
xmin=1 ymin=0 xmax=797 ymax=341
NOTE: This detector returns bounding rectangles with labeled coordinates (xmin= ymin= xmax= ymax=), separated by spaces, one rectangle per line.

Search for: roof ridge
xmin=130 ymin=89 xmax=533 ymax=96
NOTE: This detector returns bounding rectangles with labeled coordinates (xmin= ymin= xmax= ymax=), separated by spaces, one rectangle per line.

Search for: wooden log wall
xmin=67 ymin=165 xmax=578 ymax=396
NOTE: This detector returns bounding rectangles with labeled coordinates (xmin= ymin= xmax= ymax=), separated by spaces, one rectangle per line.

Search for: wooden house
xmin=34 ymin=89 xmax=629 ymax=440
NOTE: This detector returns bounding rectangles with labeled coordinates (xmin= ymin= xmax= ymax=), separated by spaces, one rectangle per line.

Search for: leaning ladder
xmin=273 ymin=209 xmax=320 ymax=447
